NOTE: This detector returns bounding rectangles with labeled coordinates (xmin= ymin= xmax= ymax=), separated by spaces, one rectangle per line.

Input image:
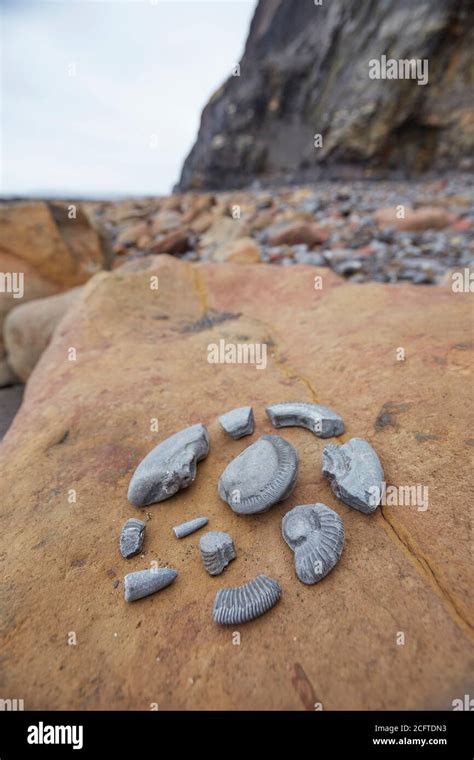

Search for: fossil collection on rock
xmin=119 ymin=401 xmax=384 ymax=623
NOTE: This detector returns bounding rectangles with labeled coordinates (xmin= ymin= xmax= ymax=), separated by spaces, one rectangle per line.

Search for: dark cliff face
xmin=178 ymin=0 xmax=474 ymax=191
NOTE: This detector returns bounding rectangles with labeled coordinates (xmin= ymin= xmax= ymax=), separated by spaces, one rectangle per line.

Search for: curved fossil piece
xmin=218 ymin=434 xmax=299 ymax=514
xmin=119 ymin=517 xmax=146 ymax=558
xmin=128 ymin=424 xmax=209 ymax=507
xmin=124 ymin=566 xmax=177 ymax=602
xmin=219 ymin=406 xmax=255 ymax=439
xmin=282 ymin=503 xmax=344 ymax=584
xmin=213 ymin=575 xmax=281 ymax=624
xmin=200 ymin=531 xmax=236 ymax=576
xmin=322 ymin=437 xmax=384 ymax=514
xmin=173 ymin=516 xmax=208 ymax=539
xmin=266 ymin=401 xmax=344 ymax=438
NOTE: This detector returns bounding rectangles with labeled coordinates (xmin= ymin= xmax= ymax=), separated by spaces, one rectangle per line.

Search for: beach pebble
xmin=218 ymin=434 xmax=299 ymax=514
xmin=218 ymin=406 xmax=255 ymax=439
xmin=128 ymin=423 xmax=209 ymax=507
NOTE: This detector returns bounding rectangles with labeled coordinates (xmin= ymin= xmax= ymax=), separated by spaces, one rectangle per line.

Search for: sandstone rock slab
xmin=4 ymin=287 xmax=83 ymax=382
xmin=0 ymin=255 xmax=472 ymax=710
xmin=0 ymin=201 xmax=104 ymax=289
xmin=0 ymin=202 xmax=104 ymax=386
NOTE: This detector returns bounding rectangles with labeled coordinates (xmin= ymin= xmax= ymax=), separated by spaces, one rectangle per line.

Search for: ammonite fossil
xmin=128 ymin=424 xmax=209 ymax=507
xmin=282 ymin=503 xmax=344 ymax=584
xmin=219 ymin=406 xmax=255 ymax=439
xmin=322 ymin=437 xmax=384 ymax=513
xmin=218 ymin=434 xmax=298 ymax=514
xmin=119 ymin=517 xmax=145 ymax=558
xmin=213 ymin=575 xmax=281 ymax=624
xmin=266 ymin=401 xmax=344 ymax=438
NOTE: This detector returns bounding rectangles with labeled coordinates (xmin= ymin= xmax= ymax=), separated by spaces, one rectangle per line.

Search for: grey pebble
xmin=322 ymin=437 xmax=384 ymax=513
xmin=293 ymin=250 xmax=326 ymax=266
xmin=119 ymin=517 xmax=146 ymax=558
xmin=282 ymin=503 xmax=344 ymax=584
xmin=266 ymin=401 xmax=344 ymax=438
xmin=173 ymin=516 xmax=208 ymax=539
xmin=128 ymin=423 xmax=209 ymax=507
xmin=219 ymin=406 xmax=255 ymax=439
xmin=200 ymin=531 xmax=236 ymax=575
xmin=334 ymin=260 xmax=363 ymax=276
xmin=213 ymin=575 xmax=281 ymax=624
xmin=123 ymin=566 xmax=177 ymax=602
xmin=218 ymin=434 xmax=299 ymax=514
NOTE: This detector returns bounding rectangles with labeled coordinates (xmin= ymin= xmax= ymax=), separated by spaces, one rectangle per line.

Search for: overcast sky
xmin=1 ymin=0 xmax=256 ymax=198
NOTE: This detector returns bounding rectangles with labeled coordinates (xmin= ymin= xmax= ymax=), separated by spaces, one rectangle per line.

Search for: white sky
xmin=1 ymin=0 xmax=256 ymax=197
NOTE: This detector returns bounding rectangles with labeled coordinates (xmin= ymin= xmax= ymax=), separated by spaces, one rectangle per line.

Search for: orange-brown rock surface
xmin=0 ymin=256 xmax=472 ymax=710
xmin=375 ymin=206 xmax=455 ymax=231
xmin=212 ymin=236 xmax=261 ymax=263
xmin=0 ymin=202 xmax=104 ymax=384
xmin=0 ymin=202 xmax=104 ymax=289
xmin=267 ymin=221 xmax=329 ymax=247
xmin=4 ymin=287 xmax=83 ymax=382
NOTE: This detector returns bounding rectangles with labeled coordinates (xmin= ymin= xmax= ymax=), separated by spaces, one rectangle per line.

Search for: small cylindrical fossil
xmin=200 ymin=531 xmax=236 ymax=575
xmin=123 ymin=567 xmax=177 ymax=602
xmin=173 ymin=516 xmax=208 ymax=539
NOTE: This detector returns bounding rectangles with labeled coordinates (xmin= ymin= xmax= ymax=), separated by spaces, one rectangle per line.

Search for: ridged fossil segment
xmin=266 ymin=401 xmax=345 ymax=438
xmin=219 ymin=406 xmax=255 ymax=439
xmin=128 ymin=423 xmax=209 ymax=507
xmin=200 ymin=531 xmax=236 ymax=575
xmin=322 ymin=437 xmax=384 ymax=514
xmin=218 ymin=434 xmax=299 ymax=514
xmin=119 ymin=517 xmax=146 ymax=558
xmin=213 ymin=575 xmax=281 ymax=624
xmin=124 ymin=567 xmax=177 ymax=602
xmin=173 ymin=516 xmax=208 ymax=539
xmin=282 ymin=503 xmax=344 ymax=584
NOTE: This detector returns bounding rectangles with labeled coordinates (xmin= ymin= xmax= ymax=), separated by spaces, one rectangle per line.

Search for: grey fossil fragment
xmin=173 ymin=516 xmax=208 ymax=539
xmin=282 ymin=503 xmax=344 ymax=584
xmin=124 ymin=566 xmax=177 ymax=602
xmin=200 ymin=531 xmax=236 ymax=575
xmin=322 ymin=437 xmax=384 ymax=514
xmin=219 ymin=406 xmax=255 ymax=439
xmin=128 ymin=423 xmax=209 ymax=507
xmin=266 ymin=401 xmax=344 ymax=438
xmin=218 ymin=434 xmax=299 ymax=514
xmin=119 ymin=517 xmax=146 ymax=558
xmin=213 ymin=575 xmax=281 ymax=624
